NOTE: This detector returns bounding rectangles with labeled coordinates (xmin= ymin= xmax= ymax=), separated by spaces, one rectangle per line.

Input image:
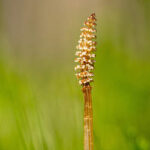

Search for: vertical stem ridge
xmin=82 ymin=85 xmax=93 ymax=150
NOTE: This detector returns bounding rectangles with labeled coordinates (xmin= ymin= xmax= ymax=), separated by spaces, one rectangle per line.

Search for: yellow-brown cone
xmin=75 ymin=13 xmax=97 ymax=86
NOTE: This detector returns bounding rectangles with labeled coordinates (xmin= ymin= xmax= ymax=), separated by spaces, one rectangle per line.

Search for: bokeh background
xmin=0 ymin=0 xmax=150 ymax=150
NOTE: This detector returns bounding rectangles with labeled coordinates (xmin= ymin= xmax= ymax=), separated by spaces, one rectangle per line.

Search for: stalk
xmin=82 ymin=85 xmax=93 ymax=150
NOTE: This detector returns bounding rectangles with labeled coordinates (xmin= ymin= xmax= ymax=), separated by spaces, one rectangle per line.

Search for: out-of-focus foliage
xmin=0 ymin=0 xmax=150 ymax=150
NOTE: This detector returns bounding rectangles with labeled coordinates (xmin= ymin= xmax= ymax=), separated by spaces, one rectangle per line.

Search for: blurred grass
xmin=0 ymin=35 xmax=150 ymax=150
xmin=0 ymin=0 xmax=150 ymax=149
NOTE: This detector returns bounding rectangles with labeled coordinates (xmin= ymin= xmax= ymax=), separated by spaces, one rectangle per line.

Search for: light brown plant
xmin=75 ymin=13 xmax=97 ymax=150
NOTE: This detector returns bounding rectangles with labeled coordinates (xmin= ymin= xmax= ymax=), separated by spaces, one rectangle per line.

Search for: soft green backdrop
xmin=0 ymin=0 xmax=150 ymax=150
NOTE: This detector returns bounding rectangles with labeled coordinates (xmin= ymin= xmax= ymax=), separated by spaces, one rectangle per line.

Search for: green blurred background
xmin=0 ymin=0 xmax=150 ymax=150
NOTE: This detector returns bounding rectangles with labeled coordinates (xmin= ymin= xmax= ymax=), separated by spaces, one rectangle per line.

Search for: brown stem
xmin=82 ymin=85 xmax=93 ymax=150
